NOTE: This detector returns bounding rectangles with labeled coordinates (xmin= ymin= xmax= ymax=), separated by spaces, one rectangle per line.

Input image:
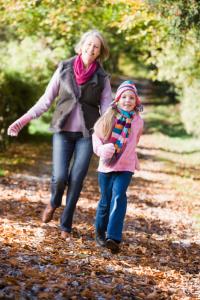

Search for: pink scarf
xmin=73 ymin=54 xmax=98 ymax=85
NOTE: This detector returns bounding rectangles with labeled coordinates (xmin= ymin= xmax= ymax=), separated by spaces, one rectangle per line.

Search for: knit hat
xmin=114 ymin=80 xmax=141 ymax=106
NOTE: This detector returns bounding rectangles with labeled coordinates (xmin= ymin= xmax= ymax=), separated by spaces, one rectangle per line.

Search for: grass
xmin=143 ymin=104 xmax=189 ymax=137
xmin=142 ymin=103 xmax=200 ymax=156
xmin=193 ymin=214 xmax=200 ymax=229
xmin=0 ymin=168 xmax=4 ymax=177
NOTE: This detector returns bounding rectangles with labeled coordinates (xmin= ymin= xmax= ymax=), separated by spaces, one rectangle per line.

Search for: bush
xmin=0 ymin=37 xmax=62 ymax=150
xmin=181 ymin=80 xmax=200 ymax=137
xmin=0 ymin=71 xmax=39 ymax=150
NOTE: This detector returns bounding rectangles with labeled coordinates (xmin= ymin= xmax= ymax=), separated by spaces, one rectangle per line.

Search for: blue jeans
xmin=50 ymin=132 xmax=93 ymax=232
xmin=95 ymin=171 xmax=133 ymax=242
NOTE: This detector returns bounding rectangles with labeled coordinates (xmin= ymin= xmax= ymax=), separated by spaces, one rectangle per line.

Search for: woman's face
xmin=118 ymin=90 xmax=137 ymax=112
xmin=81 ymin=35 xmax=101 ymax=67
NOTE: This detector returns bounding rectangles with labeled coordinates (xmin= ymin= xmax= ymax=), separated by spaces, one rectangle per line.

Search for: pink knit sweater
xmin=92 ymin=114 xmax=144 ymax=173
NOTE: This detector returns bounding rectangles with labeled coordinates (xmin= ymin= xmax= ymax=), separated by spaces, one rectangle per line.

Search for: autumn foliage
xmin=0 ymin=129 xmax=200 ymax=299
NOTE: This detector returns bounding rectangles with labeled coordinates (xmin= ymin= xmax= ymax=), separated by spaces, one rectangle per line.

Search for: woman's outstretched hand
xmin=7 ymin=114 xmax=32 ymax=136
xmin=99 ymin=143 xmax=115 ymax=159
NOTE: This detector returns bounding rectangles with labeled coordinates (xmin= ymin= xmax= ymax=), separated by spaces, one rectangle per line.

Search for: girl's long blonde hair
xmin=93 ymin=107 xmax=117 ymax=141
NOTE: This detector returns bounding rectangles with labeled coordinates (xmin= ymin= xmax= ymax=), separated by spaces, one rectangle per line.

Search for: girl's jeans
xmin=50 ymin=132 xmax=93 ymax=232
xmin=95 ymin=171 xmax=133 ymax=242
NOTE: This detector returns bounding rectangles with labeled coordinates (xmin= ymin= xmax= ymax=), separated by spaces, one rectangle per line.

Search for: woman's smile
xmin=81 ymin=36 xmax=101 ymax=67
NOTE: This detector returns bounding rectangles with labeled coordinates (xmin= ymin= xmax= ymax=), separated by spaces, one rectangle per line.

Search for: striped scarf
xmin=106 ymin=108 xmax=135 ymax=166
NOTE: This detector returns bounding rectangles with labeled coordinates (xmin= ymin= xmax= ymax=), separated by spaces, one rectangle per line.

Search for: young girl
xmin=92 ymin=80 xmax=144 ymax=253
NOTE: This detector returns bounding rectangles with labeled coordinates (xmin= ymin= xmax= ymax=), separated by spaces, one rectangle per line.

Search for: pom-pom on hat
xmin=114 ymin=80 xmax=141 ymax=106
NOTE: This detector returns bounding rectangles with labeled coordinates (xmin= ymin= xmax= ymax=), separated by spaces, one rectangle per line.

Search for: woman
xmin=7 ymin=29 xmax=112 ymax=239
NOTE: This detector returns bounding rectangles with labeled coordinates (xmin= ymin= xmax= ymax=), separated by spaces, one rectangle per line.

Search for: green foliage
xmin=104 ymin=0 xmax=200 ymax=136
xmin=1 ymin=0 xmax=200 ymax=138
xmin=181 ymin=80 xmax=200 ymax=137
xmin=0 ymin=71 xmax=35 ymax=149
xmin=28 ymin=112 xmax=52 ymax=136
xmin=0 ymin=0 xmax=146 ymax=73
xmin=0 ymin=37 xmax=62 ymax=83
xmin=148 ymin=0 xmax=200 ymax=38
xmin=144 ymin=104 xmax=190 ymax=138
xmin=118 ymin=54 xmax=149 ymax=78
xmin=147 ymin=32 xmax=200 ymax=86
xmin=142 ymin=0 xmax=200 ymax=136
xmin=0 ymin=37 xmax=61 ymax=149
xmin=143 ymin=104 xmax=200 ymax=159
xmin=0 ymin=167 xmax=4 ymax=177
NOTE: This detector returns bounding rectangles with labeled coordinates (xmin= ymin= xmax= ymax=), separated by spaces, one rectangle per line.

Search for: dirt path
xmin=0 ymin=133 xmax=200 ymax=299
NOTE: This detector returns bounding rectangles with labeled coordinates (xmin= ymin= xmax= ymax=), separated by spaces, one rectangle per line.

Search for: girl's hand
xmin=7 ymin=114 xmax=32 ymax=136
xmin=99 ymin=143 xmax=115 ymax=159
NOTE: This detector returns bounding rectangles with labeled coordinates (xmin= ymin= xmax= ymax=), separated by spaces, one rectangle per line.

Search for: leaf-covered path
xmin=0 ymin=132 xmax=200 ymax=300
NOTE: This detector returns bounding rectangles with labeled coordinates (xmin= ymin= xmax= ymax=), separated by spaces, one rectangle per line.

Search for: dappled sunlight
xmin=0 ymin=139 xmax=200 ymax=299
xmin=1 ymin=0 xmax=200 ymax=298
xmin=1 ymin=217 xmax=46 ymax=246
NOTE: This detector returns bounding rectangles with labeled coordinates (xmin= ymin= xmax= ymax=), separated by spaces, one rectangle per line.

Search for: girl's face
xmin=81 ymin=35 xmax=101 ymax=67
xmin=118 ymin=90 xmax=137 ymax=111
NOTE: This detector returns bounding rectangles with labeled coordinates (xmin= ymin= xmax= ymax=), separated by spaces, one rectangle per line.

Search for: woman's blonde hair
xmin=74 ymin=29 xmax=109 ymax=62
xmin=93 ymin=107 xmax=116 ymax=141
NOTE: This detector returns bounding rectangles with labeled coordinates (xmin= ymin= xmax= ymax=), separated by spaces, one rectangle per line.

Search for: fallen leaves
xmin=0 ymin=140 xmax=200 ymax=299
